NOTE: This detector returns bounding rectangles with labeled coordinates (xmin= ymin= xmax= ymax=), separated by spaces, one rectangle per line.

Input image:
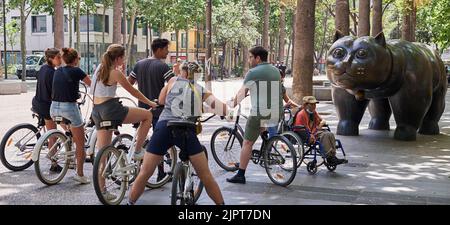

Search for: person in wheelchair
xmin=128 ymin=61 xmax=230 ymax=205
xmin=294 ymin=96 xmax=347 ymax=166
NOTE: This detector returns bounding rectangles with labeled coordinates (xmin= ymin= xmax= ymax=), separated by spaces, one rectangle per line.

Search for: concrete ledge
xmin=0 ymin=80 xmax=26 ymax=95
xmin=313 ymin=86 xmax=332 ymax=101
xmin=285 ymin=85 xmax=332 ymax=101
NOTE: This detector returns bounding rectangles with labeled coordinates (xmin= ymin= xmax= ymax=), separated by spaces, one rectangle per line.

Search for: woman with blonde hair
xmin=90 ymin=44 xmax=157 ymax=200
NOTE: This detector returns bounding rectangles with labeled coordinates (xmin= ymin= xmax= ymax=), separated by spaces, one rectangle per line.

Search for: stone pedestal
xmin=0 ymin=80 xmax=25 ymax=95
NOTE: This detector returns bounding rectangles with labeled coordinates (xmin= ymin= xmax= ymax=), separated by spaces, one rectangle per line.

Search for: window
xmin=171 ymin=33 xmax=176 ymax=41
xmin=74 ymin=14 xmax=109 ymax=32
xmin=121 ymin=19 xmax=137 ymax=35
xmin=181 ymin=33 xmax=187 ymax=48
xmin=51 ymin=15 xmax=69 ymax=33
xmin=32 ymin=16 xmax=47 ymax=33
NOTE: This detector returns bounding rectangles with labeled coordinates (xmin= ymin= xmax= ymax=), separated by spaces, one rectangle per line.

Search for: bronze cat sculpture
xmin=327 ymin=31 xmax=447 ymax=141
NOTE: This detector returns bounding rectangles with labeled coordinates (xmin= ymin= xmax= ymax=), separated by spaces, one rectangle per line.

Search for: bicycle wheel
xmin=0 ymin=123 xmax=39 ymax=171
xmin=84 ymin=127 xmax=97 ymax=165
xmin=171 ymin=162 xmax=187 ymax=205
xmin=192 ymin=148 xmax=207 ymax=203
xmin=93 ymin=145 xmax=127 ymax=205
xmin=146 ymin=146 xmax=178 ymax=189
xmin=110 ymin=133 xmax=139 ymax=185
xmin=33 ymin=130 xmax=70 ymax=185
xmin=281 ymin=131 xmax=304 ymax=168
xmin=210 ymin=127 xmax=242 ymax=171
xmin=263 ymin=135 xmax=297 ymax=187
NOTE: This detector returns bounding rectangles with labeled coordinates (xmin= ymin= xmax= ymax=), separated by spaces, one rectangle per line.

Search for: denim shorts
xmin=50 ymin=101 xmax=84 ymax=127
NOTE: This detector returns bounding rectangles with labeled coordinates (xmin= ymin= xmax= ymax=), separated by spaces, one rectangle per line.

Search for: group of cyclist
xmin=30 ymin=38 xmax=346 ymax=205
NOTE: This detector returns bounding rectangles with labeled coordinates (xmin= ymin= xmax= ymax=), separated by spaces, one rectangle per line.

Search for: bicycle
xmin=0 ymin=82 xmax=96 ymax=171
xmin=92 ymin=98 xmax=177 ymax=205
xmin=210 ymin=104 xmax=298 ymax=186
xmin=170 ymin=114 xmax=215 ymax=205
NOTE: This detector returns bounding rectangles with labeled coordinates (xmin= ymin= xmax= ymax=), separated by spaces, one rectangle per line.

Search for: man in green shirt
xmin=226 ymin=46 xmax=283 ymax=184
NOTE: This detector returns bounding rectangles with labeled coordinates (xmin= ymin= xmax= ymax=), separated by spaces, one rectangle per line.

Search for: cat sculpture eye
xmin=333 ymin=48 xmax=346 ymax=58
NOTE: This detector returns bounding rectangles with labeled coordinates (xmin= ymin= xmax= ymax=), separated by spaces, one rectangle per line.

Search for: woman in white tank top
xmin=91 ymin=44 xmax=157 ymax=200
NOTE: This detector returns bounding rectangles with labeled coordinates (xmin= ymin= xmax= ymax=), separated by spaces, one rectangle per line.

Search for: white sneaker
xmin=102 ymin=191 xmax=117 ymax=201
xmin=73 ymin=175 xmax=90 ymax=184
xmin=133 ymin=150 xmax=145 ymax=161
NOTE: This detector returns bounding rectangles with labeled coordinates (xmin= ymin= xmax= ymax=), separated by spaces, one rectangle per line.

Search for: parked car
xmin=16 ymin=55 xmax=45 ymax=79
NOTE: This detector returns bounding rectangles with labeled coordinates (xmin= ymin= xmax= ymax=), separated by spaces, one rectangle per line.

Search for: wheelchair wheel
xmin=326 ymin=163 xmax=337 ymax=172
xmin=302 ymin=146 xmax=325 ymax=167
xmin=281 ymin=131 xmax=304 ymax=168
xmin=306 ymin=160 xmax=317 ymax=175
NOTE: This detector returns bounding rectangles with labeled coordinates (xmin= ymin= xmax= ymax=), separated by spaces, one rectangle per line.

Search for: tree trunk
xmin=290 ymin=11 xmax=296 ymax=71
xmin=242 ymin=45 xmax=249 ymax=75
xmin=372 ymin=0 xmax=383 ymax=36
xmin=185 ymin=28 xmax=189 ymax=61
xmin=335 ymin=0 xmax=350 ymax=35
xmin=220 ymin=43 xmax=226 ymax=80
xmin=402 ymin=0 xmax=416 ymax=41
xmin=286 ymin=38 xmax=291 ymax=68
xmin=148 ymin=25 xmax=152 ymax=57
xmin=126 ymin=10 xmax=137 ymax=72
xmin=278 ymin=4 xmax=286 ymax=63
xmin=411 ymin=2 xmax=416 ymax=42
xmin=113 ymin=0 xmax=122 ymax=44
xmin=122 ymin=1 xmax=127 ymax=46
xmin=262 ymin=0 xmax=270 ymax=49
xmin=54 ymin=0 xmax=64 ymax=49
xmin=175 ymin=29 xmax=179 ymax=59
xmin=68 ymin=1 xmax=73 ymax=48
xmin=205 ymin=0 xmax=212 ymax=90
xmin=358 ymin=0 xmax=370 ymax=37
xmin=102 ymin=0 xmax=107 ymax=51
xmin=76 ymin=0 xmax=81 ymax=48
xmin=351 ymin=0 xmax=357 ymax=36
xmin=292 ymin=0 xmax=316 ymax=103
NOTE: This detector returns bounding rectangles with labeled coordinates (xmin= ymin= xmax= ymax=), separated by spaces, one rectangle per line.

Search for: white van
xmin=16 ymin=55 xmax=45 ymax=79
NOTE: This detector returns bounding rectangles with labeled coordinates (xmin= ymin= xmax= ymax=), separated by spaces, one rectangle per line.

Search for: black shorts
xmin=91 ymin=98 xmax=129 ymax=130
xmin=31 ymin=98 xmax=51 ymax=120
xmin=147 ymin=120 xmax=204 ymax=157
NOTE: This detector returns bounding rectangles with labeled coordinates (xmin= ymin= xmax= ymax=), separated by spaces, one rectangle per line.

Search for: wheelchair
xmin=279 ymin=107 xmax=348 ymax=175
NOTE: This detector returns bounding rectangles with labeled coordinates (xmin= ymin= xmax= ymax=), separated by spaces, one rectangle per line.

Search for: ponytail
xmin=98 ymin=44 xmax=125 ymax=85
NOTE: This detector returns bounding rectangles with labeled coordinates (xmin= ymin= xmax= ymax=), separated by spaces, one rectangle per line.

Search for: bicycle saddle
xmin=167 ymin=120 xmax=196 ymax=129
xmin=53 ymin=116 xmax=71 ymax=125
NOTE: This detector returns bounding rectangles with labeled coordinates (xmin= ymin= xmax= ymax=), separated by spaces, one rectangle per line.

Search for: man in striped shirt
xmin=128 ymin=38 xmax=175 ymax=181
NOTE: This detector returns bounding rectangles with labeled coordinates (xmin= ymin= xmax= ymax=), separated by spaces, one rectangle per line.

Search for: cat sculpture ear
xmin=374 ymin=32 xmax=386 ymax=48
xmin=334 ymin=30 xmax=346 ymax=42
